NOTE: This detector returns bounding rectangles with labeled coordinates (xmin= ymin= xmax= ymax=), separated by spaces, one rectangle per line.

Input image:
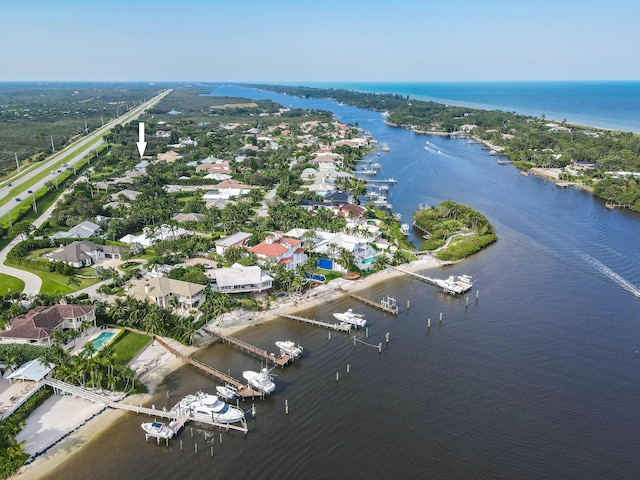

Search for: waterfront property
xmin=128 ymin=277 xmax=207 ymax=309
xmin=248 ymin=231 xmax=307 ymax=270
xmin=209 ymin=263 xmax=274 ymax=294
xmin=0 ymin=302 xmax=96 ymax=346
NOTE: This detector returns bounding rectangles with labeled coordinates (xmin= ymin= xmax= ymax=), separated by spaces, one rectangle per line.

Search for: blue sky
xmin=2 ymin=0 xmax=639 ymax=82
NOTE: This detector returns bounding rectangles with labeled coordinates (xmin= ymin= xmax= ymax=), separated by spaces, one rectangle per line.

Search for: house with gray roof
xmin=47 ymin=241 xmax=125 ymax=268
xmin=52 ymin=220 xmax=101 ymax=240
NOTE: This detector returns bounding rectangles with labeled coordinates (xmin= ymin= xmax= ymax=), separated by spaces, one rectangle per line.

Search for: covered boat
xmin=216 ymin=384 xmax=238 ymax=401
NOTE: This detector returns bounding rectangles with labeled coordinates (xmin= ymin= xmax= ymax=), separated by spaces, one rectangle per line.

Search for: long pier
xmin=337 ymin=288 xmax=398 ymax=315
xmin=392 ymin=267 xmax=473 ymax=295
xmin=206 ymin=330 xmax=291 ymax=367
xmin=277 ymin=312 xmax=352 ymax=332
xmin=43 ymin=377 xmax=248 ymax=434
xmin=152 ymin=336 xmax=263 ymax=398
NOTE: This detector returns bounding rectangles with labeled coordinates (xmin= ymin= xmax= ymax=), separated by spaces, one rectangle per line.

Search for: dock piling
xmin=346 ymin=363 xmax=350 ymax=374
xmin=285 ymin=399 xmax=289 ymax=415
xmin=336 ymin=372 xmax=340 ymax=382
xmin=439 ymin=312 xmax=443 ymax=323
xmin=385 ymin=332 xmax=390 ymax=344
xmin=428 ymin=318 xmax=431 ymax=328
xmin=378 ymin=343 xmax=382 ymax=353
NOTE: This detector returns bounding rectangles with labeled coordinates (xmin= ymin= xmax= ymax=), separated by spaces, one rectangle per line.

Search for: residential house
xmin=196 ymin=159 xmax=232 ymax=175
xmin=119 ymin=224 xmax=189 ymax=248
xmin=209 ymin=263 xmax=273 ymax=294
xmin=0 ymin=302 xmax=96 ymax=346
xmin=215 ymin=231 xmax=253 ymax=255
xmin=51 ymin=220 xmax=101 ymax=240
xmin=47 ymin=241 xmax=125 ymax=268
xmin=324 ymin=191 xmax=354 ymax=205
xmin=157 ymin=151 xmax=183 ymax=163
xmin=128 ymin=277 xmax=206 ymax=309
xmin=248 ymin=232 xmax=306 ymax=270
xmin=172 ymin=213 xmax=205 ymax=223
xmin=203 ymin=179 xmax=254 ymax=201
xmin=110 ymin=189 xmax=142 ymax=202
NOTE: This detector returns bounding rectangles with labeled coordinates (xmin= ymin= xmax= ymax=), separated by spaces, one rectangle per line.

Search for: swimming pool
xmin=89 ymin=332 xmax=115 ymax=351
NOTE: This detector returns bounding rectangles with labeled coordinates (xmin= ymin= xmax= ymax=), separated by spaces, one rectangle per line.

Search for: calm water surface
xmin=43 ymin=86 xmax=640 ymax=480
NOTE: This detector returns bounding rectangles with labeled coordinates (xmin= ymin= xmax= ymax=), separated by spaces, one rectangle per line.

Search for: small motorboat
xmin=216 ymin=384 xmax=238 ymax=401
xmin=141 ymin=421 xmax=175 ymax=439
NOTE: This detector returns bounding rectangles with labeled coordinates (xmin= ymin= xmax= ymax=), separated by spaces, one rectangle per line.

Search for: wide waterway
xmin=44 ymin=85 xmax=640 ymax=480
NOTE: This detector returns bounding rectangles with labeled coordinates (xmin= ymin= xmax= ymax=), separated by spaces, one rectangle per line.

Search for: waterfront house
xmin=0 ymin=302 xmax=96 ymax=346
xmin=128 ymin=277 xmax=206 ymax=310
xmin=248 ymin=232 xmax=306 ymax=271
xmin=209 ymin=263 xmax=273 ymax=294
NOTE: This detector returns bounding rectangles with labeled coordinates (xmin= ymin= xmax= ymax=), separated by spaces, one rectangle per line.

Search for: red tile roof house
xmin=248 ymin=232 xmax=307 ymax=271
xmin=0 ymin=303 xmax=96 ymax=346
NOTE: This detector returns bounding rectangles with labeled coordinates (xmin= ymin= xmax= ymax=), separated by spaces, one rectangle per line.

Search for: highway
xmin=0 ymin=88 xmax=172 ymax=295
xmin=0 ymin=88 xmax=172 ymax=221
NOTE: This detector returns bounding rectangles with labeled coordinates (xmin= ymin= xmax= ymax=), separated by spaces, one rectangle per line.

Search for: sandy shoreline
xmin=12 ymin=256 xmax=441 ymax=479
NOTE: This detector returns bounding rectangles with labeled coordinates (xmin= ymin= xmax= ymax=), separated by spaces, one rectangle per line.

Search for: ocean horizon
xmin=268 ymin=80 xmax=640 ymax=133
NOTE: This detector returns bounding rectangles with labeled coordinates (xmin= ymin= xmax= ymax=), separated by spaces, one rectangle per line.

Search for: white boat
xmin=243 ymin=368 xmax=276 ymax=395
xmin=275 ymin=340 xmax=303 ymax=358
xmin=381 ymin=144 xmax=390 ymax=152
xmin=332 ymin=309 xmax=367 ymax=328
xmin=437 ymin=275 xmax=474 ymax=295
xmin=172 ymin=392 xmax=245 ymax=424
xmin=401 ymin=224 xmax=410 ymax=235
xmin=141 ymin=421 xmax=175 ymax=439
xmin=215 ymin=384 xmax=238 ymax=401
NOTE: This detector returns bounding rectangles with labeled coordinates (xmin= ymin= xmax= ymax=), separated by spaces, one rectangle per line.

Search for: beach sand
xmin=12 ymin=257 xmax=441 ymax=479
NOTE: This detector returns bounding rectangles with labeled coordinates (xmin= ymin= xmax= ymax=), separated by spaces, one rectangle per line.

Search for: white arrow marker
xmin=136 ymin=122 xmax=147 ymax=158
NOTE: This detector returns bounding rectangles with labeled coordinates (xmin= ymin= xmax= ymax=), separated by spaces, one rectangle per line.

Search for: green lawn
xmin=0 ymin=273 xmax=25 ymax=295
xmin=110 ymin=331 xmax=152 ymax=366
xmin=3 ymin=261 xmax=101 ymax=295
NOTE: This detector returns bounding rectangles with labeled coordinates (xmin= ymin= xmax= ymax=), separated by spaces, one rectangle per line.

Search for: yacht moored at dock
xmin=172 ymin=392 xmax=246 ymax=424
xmin=333 ymin=309 xmax=367 ymax=328
xmin=275 ymin=341 xmax=303 ymax=359
xmin=243 ymin=368 xmax=276 ymax=395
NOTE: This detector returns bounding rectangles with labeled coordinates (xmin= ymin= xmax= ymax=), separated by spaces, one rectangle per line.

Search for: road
xmin=0 ymin=88 xmax=172 ymax=295
xmin=0 ymin=89 xmax=172 ymax=221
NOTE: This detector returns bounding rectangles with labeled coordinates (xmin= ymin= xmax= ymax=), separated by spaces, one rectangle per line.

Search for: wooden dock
xmin=43 ymin=378 xmax=248 ymax=434
xmin=392 ymin=267 xmax=473 ymax=295
xmin=206 ymin=330 xmax=291 ymax=367
xmin=605 ymin=202 xmax=631 ymax=210
xmin=152 ymin=336 xmax=263 ymax=398
xmin=337 ymin=287 xmax=398 ymax=315
xmin=277 ymin=312 xmax=352 ymax=332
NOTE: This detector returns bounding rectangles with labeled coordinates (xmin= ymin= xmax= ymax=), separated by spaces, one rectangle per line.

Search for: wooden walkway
xmin=205 ymin=330 xmax=291 ymax=367
xmin=277 ymin=312 xmax=352 ymax=332
xmin=337 ymin=287 xmax=399 ymax=315
xmin=392 ymin=267 xmax=473 ymax=295
xmin=43 ymin=378 xmax=248 ymax=433
xmin=152 ymin=336 xmax=263 ymax=399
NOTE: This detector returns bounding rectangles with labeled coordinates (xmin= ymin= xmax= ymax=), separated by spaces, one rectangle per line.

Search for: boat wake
xmin=578 ymin=251 xmax=640 ymax=297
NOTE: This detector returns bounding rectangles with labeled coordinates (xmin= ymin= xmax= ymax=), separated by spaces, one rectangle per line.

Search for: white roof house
xmin=51 ymin=220 xmax=101 ymax=240
xmin=215 ymin=231 xmax=253 ymax=255
xmin=119 ymin=224 xmax=189 ymax=247
xmin=209 ymin=264 xmax=273 ymax=294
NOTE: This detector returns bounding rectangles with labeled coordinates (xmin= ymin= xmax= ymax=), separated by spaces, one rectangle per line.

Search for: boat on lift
xmin=215 ymin=384 xmax=238 ymax=401
xmin=332 ymin=309 xmax=367 ymax=328
xmin=243 ymin=368 xmax=276 ymax=395
xmin=141 ymin=421 xmax=177 ymax=439
xmin=275 ymin=340 xmax=304 ymax=359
